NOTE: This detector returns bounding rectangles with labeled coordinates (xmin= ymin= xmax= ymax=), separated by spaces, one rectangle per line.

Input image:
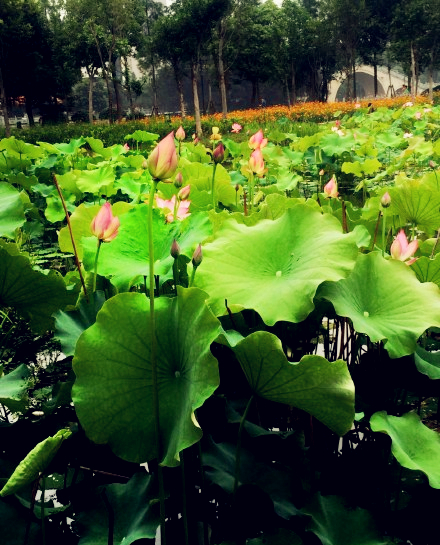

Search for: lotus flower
xmin=178 ymin=184 xmax=191 ymax=201
xmin=90 ymin=202 xmax=120 ymax=242
xmin=210 ymin=127 xmax=222 ymax=141
xmin=248 ymin=129 xmax=268 ymax=149
xmin=123 ymin=143 xmax=130 ymax=151
xmin=390 ymin=230 xmax=418 ymax=265
xmin=147 ymin=131 xmax=178 ymax=181
xmin=249 ymin=148 xmax=266 ymax=177
xmin=155 ymin=194 xmax=191 ymax=223
xmin=231 ymin=123 xmax=242 ymax=133
xmin=323 ymin=176 xmax=338 ymax=198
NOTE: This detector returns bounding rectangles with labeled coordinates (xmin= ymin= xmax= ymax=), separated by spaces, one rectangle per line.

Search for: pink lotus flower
xmin=90 ymin=202 xmax=120 ymax=242
xmin=403 ymin=132 xmax=413 ymax=139
xmin=355 ymin=103 xmax=361 ymax=109
xmin=390 ymin=229 xmax=418 ymax=265
xmin=155 ymin=194 xmax=191 ymax=223
xmin=403 ymin=101 xmax=414 ymax=108
xmin=231 ymin=123 xmax=242 ymax=133
xmin=415 ymin=112 xmax=422 ymax=120
xmin=147 ymin=131 xmax=178 ymax=181
xmin=249 ymin=129 xmax=268 ymax=150
xmin=249 ymin=148 xmax=266 ymax=177
xmin=323 ymin=176 xmax=338 ymax=198
xmin=175 ymin=126 xmax=185 ymax=141
xmin=123 ymin=143 xmax=130 ymax=151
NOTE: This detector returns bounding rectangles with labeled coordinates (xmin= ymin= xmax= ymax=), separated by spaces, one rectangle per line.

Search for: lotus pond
xmin=1 ymin=101 xmax=440 ymax=545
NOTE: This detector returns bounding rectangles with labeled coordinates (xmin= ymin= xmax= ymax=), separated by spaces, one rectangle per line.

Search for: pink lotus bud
xmin=178 ymin=184 xmax=191 ymax=201
xmin=90 ymin=202 xmax=120 ymax=242
xmin=249 ymin=129 xmax=268 ymax=149
xmin=174 ymin=171 xmax=184 ymax=188
xmin=390 ymin=229 xmax=418 ymax=265
xmin=213 ymin=142 xmax=225 ymax=164
xmin=171 ymin=239 xmax=181 ymax=259
xmin=249 ymin=148 xmax=266 ymax=178
xmin=231 ymin=123 xmax=242 ymax=133
xmin=323 ymin=176 xmax=338 ymax=198
xmin=380 ymin=192 xmax=391 ymax=208
xmin=192 ymin=134 xmax=199 ymax=145
xmin=210 ymin=127 xmax=222 ymax=141
xmin=176 ymin=126 xmax=186 ymax=141
xmin=147 ymin=131 xmax=178 ymax=181
xmin=429 ymin=160 xmax=436 ymax=169
xmin=123 ymin=143 xmax=130 ymax=151
xmin=192 ymin=244 xmax=203 ymax=268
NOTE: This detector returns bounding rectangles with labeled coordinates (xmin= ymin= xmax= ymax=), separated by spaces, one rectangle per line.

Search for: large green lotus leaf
xmin=53 ymin=137 xmax=86 ymax=154
xmin=6 ymin=172 xmax=38 ymax=191
xmin=388 ymin=183 xmax=440 ymax=234
xmin=0 ymin=182 xmax=25 ymax=237
xmin=82 ymin=206 xmax=212 ymax=291
xmin=0 ymin=246 xmax=71 ymax=333
xmin=0 ymin=429 xmax=71 ymax=497
xmin=320 ymin=252 xmax=440 ymax=358
xmin=232 ymin=331 xmax=354 ymax=436
xmin=76 ymin=472 xmax=160 ymax=545
xmin=85 ymin=137 xmax=125 ymax=160
xmin=411 ymin=254 xmax=440 ymax=287
xmin=180 ymin=160 xmax=236 ymax=206
xmin=0 ymin=364 xmax=30 ymax=413
xmin=75 ymin=164 xmax=115 ymax=194
xmin=195 ymin=205 xmax=359 ymax=325
xmin=55 ymin=170 xmax=84 ymax=199
xmin=0 ymin=137 xmax=44 ymax=159
xmin=370 ymin=411 xmax=440 ymax=488
xmin=319 ymin=133 xmax=356 ymax=156
xmin=124 ymin=130 xmax=159 ymax=143
xmin=44 ymin=192 xmax=76 ymax=223
xmin=72 ymin=288 xmax=221 ymax=465
xmin=302 ymin=494 xmax=390 ymax=545
xmin=54 ymin=291 xmax=106 ymax=356
xmin=375 ymin=131 xmax=404 ymax=149
xmin=414 ymin=345 xmax=440 ymax=380
xmin=58 ymin=201 xmax=133 ymax=260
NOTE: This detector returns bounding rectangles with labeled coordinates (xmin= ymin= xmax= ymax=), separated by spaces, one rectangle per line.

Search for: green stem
xmin=381 ymin=212 xmax=386 ymax=257
xmin=189 ymin=265 xmax=197 ymax=288
xmin=40 ymin=476 xmax=46 ymax=545
xmin=233 ymin=395 xmax=254 ymax=497
xmin=430 ymin=228 xmax=440 ymax=259
xmin=249 ymin=172 xmax=254 ymax=214
xmin=148 ymin=179 xmax=167 ymax=545
xmin=172 ymin=258 xmax=179 ymax=293
xmin=93 ymin=240 xmax=102 ymax=292
xmin=211 ymin=163 xmax=218 ymax=209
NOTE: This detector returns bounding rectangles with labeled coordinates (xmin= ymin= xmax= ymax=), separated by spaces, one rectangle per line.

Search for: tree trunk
xmin=410 ymin=41 xmax=417 ymax=96
xmin=218 ymin=19 xmax=228 ymax=119
xmin=207 ymin=81 xmax=215 ymax=114
xmin=191 ymin=61 xmax=202 ymax=137
xmin=24 ymin=97 xmax=35 ymax=127
xmin=113 ymin=57 xmax=123 ymax=122
xmin=0 ymin=64 xmax=11 ymax=137
xmin=285 ymin=77 xmax=291 ymax=107
xmin=352 ymin=58 xmax=357 ymax=100
xmin=87 ymin=70 xmax=95 ymax=124
xmin=90 ymin=21 xmax=113 ymax=123
xmin=373 ymin=62 xmax=378 ymax=97
xmin=172 ymin=61 xmax=185 ymax=118
xmin=291 ymin=62 xmax=296 ymax=103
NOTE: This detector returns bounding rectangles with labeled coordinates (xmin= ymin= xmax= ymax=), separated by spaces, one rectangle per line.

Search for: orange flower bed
xmin=141 ymin=96 xmax=429 ymax=127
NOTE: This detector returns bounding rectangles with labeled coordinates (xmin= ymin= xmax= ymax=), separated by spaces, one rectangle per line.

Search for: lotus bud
xmin=380 ymin=192 xmax=391 ymax=208
xmin=430 ymin=160 xmax=436 ymax=169
xmin=123 ymin=143 xmax=130 ymax=151
xmin=235 ymin=184 xmax=240 ymax=192
xmin=174 ymin=171 xmax=184 ymax=188
xmin=147 ymin=131 xmax=178 ymax=181
xmin=213 ymin=142 xmax=225 ymax=164
xmin=171 ymin=239 xmax=181 ymax=259
xmin=176 ymin=125 xmax=186 ymax=141
xmin=178 ymin=184 xmax=191 ymax=201
xmin=323 ymin=176 xmax=338 ymax=198
xmin=90 ymin=202 xmax=120 ymax=242
xmin=319 ymin=169 xmax=325 ymax=176
xmin=142 ymin=159 xmax=148 ymax=169
xmin=192 ymin=244 xmax=203 ymax=268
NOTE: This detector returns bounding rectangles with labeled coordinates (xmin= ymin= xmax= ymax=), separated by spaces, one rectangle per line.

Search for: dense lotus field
xmin=1 ymin=99 xmax=440 ymax=545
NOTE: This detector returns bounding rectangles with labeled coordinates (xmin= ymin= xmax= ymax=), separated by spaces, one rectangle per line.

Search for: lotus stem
xmin=234 ymin=395 xmax=254 ymax=497
xmin=53 ymin=174 xmax=88 ymax=300
xmin=148 ymin=178 xmax=167 ymax=545
xmin=92 ymin=240 xmax=102 ymax=293
xmin=211 ymin=163 xmax=218 ymax=209
xmin=382 ymin=213 xmax=386 ymax=257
